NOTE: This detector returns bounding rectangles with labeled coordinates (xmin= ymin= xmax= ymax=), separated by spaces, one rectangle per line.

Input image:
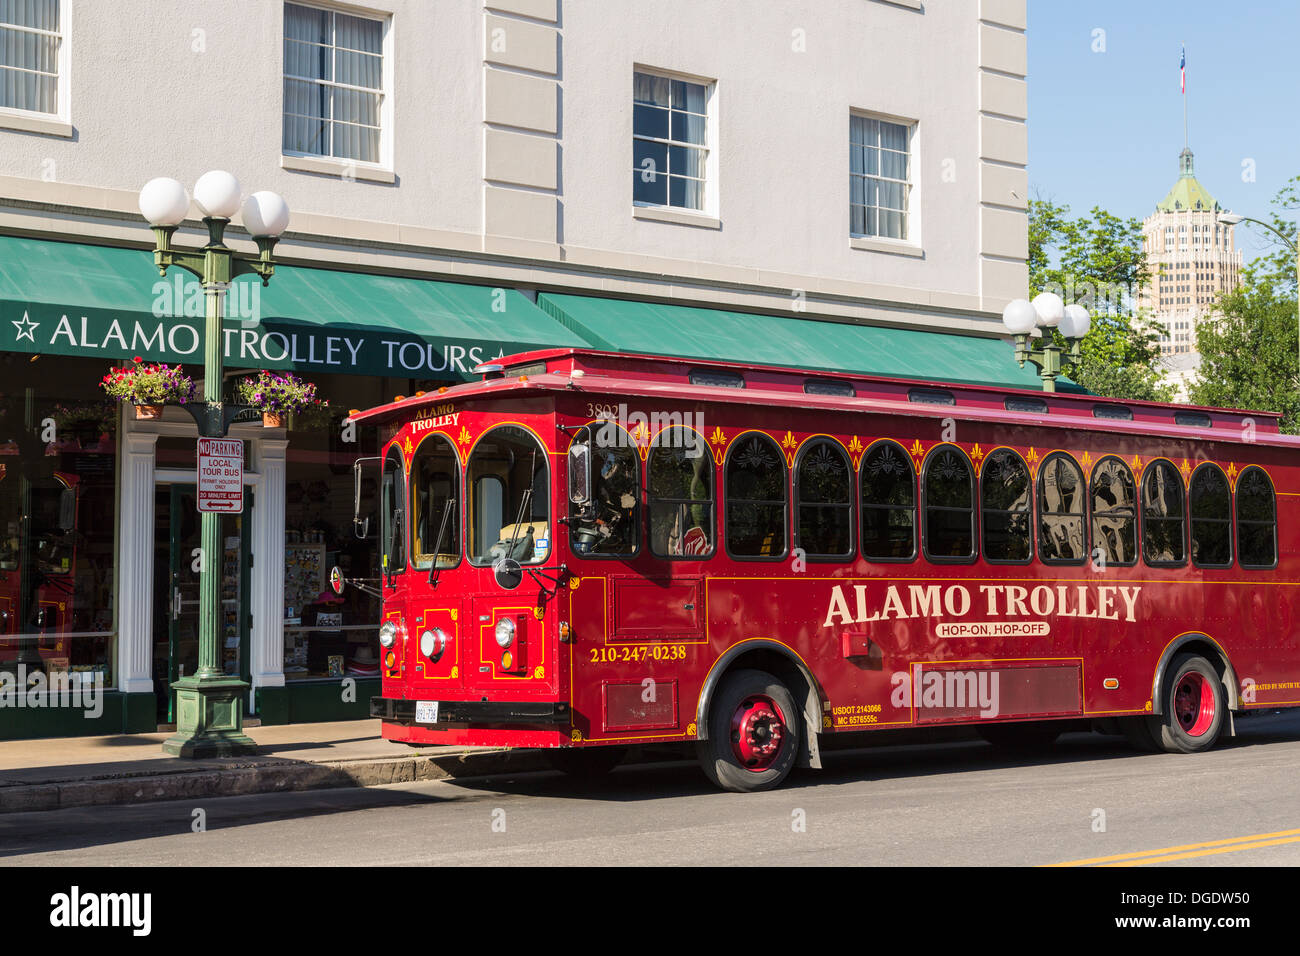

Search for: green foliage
xmin=1187 ymin=177 xmax=1300 ymax=433
xmin=1028 ymin=198 xmax=1170 ymax=401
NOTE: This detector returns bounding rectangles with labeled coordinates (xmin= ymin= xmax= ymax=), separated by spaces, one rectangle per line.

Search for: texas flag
xmin=1180 ymin=45 xmax=1186 ymax=93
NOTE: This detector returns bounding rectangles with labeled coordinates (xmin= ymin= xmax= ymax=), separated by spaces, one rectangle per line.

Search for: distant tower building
xmin=1139 ymin=147 xmax=1243 ymax=400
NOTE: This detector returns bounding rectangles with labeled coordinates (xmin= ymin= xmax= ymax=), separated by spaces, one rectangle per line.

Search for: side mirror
xmin=568 ymin=442 xmax=591 ymax=506
xmin=493 ymin=557 xmax=523 ymax=591
xmin=352 ymin=456 xmax=380 ymax=539
xmin=329 ymin=565 xmax=345 ymax=596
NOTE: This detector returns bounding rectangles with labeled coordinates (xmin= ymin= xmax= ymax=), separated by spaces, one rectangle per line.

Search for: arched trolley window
xmin=1235 ymin=466 xmax=1277 ymax=569
xmin=860 ymin=440 xmax=916 ymax=561
xmin=466 ymin=425 xmax=550 ymax=566
xmin=1141 ymin=460 xmax=1186 ymax=567
xmin=410 ymin=434 xmax=461 ymax=570
xmin=922 ymin=446 xmax=975 ymax=562
xmin=1190 ymin=463 xmax=1232 ymax=568
xmin=1038 ymin=453 xmax=1086 ymax=564
xmin=567 ymin=423 xmax=640 ymax=557
xmin=647 ymin=427 xmax=714 ymax=558
xmin=724 ymin=433 xmax=788 ymax=560
xmin=794 ymin=439 xmax=853 ymax=561
xmin=981 ymin=449 xmax=1032 ymax=563
xmin=1090 ymin=456 xmax=1137 ymax=567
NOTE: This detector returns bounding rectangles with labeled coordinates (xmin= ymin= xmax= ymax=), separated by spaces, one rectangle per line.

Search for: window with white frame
xmin=850 ymin=114 xmax=913 ymax=240
xmin=0 ymin=0 xmax=61 ymax=115
xmin=283 ymin=2 xmax=385 ymax=164
xmin=633 ymin=71 xmax=710 ymax=211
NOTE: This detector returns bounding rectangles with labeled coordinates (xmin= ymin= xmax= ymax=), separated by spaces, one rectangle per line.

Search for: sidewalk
xmin=0 ymin=720 xmax=555 ymax=813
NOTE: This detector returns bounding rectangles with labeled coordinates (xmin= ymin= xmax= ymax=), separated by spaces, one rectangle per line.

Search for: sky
xmin=1027 ymin=0 xmax=1299 ymax=265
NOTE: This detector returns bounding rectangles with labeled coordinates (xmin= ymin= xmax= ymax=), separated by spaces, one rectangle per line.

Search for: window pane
xmin=285 ymin=3 xmax=329 ymax=44
xmin=633 ymin=103 xmax=669 ymax=139
xmin=335 ymin=10 xmax=382 ymax=54
xmin=672 ymin=78 xmax=707 ymax=113
xmin=570 ymin=429 xmax=639 ymax=557
xmin=924 ymin=449 xmax=973 ymax=559
xmin=648 ymin=436 xmax=713 ymax=558
xmin=880 ymin=120 xmax=908 ymax=150
xmin=333 ymin=86 xmax=379 ymax=127
xmin=879 ymin=209 xmax=905 ymax=239
xmin=669 ymin=143 xmax=705 ymax=179
xmin=285 ymin=37 xmax=329 ymax=80
xmin=634 ymin=138 xmax=667 ymax=179
xmin=633 ymin=72 xmax=670 ymax=106
xmin=410 ymin=437 xmax=460 ymax=569
xmin=671 ymin=109 xmax=706 ymax=144
xmin=466 ymin=426 xmax=550 ymax=565
xmin=332 ymin=120 xmax=379 ymax=162
xmin=335 ymin=48 xmax=381 ymax=89
xmin=633 ymin=167 xmax=667 ymax=205
xmin=283 ymin=106 xmax=330 ymax=156
xmin=981 ymin=451 xmax=1031 ymax=562
xmin=1090 ymin=458 xmax=1136 ymax=565
xmin=798 ymin=442 xmax=852 ymax=559
xmin=850 ymin=175 xmax=865 ymax=205
xmin=1236 ymin=468 xmax=1275 ymax=523
xmin=0 ymin=67 xmax=55 ymax=112
xmin=726 ymin=436 xmax=787 ymax=558
xmin=880 ymin=148 xmax=907 ymax=181
xmin=1190 ymin=466 xmax=1231 ymax=567
xmin=0 ymin=26 xmax=58 ymax=73
xmin=850 ymin=143 xmax=864 ymax=175
xmin=1141 ymin=463 xmax=1185 ymax=564
xmin=668 ymin=175 xmax=703 ymax=210
xmin=850 ymin=204 xmax=868 ymax=236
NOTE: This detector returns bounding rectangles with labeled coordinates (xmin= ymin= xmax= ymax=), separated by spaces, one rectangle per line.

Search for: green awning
xmin=0 ymin=234 xmax=586 ymax=380
xmin=538 ymin=292 xmax=1080 ymax=392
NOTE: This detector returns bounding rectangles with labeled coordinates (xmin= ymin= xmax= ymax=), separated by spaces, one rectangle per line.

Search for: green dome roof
xmin=1156 ymin=148 xmax=1220 ymax=212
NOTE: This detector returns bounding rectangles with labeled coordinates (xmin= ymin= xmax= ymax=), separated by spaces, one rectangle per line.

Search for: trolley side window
xmin=861 ymin=440 xmax=916 ymax=561
xmin=724 ymin=433 xmax=789 ymax=560
xmin=922 ymin=446 xmax=975 ymax=562
xmin=569 ymin=424 xmax=640 ymax=557
xmin=1142 ymin=460 xmax=1186 ymax=567
xmin=1090 ymin=456 xmax=1137 ymax=567
xmin=1190 ymin=463 xmax=1232 ymax=568
xmin=648 ymin=428 xmax=715 ymax=558
xmin=794 ymin=439 xmax=853 ymax=561
xmin=466 ymin=425 xmax=550 ymax=566
xmin=1236 ymin=466 xmax=1277 ymax=569
xmin=981 ymin=449 xmax=1031 ymax=563
xmin=380 ymin=447 xmax=406 ymax=575
xmin=410 ymin=434 xmax=461 ymax=570
xmin=1038 ymin=453 xmax=1086 ymax=564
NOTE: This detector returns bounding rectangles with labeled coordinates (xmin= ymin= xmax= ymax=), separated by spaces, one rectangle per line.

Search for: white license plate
xmin=415 ymin=700 xmax=439 ymax=724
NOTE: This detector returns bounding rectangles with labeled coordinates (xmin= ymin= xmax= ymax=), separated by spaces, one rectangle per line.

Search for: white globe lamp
xmin=193 ymin=170 xmax=243 ymax=219
xmin=241 ymin=191 xmax=291 ymax=238
xmin=1031 ymin=292 xmax=1065 ymax=328
xmin=1059 ymin=304 xmax=1092 ymax=340
xmin=138 ymin=177 xmax=190 ymax=227
xmin=1001 ymin=298 xmax=1038 ymax=335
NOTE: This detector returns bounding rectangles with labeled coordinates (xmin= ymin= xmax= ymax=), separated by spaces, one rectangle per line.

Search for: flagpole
xmin=1182 ymin=44 xmax=1188 ymax=149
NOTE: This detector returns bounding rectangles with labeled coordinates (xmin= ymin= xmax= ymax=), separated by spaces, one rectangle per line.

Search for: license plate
xmin=415 ymin=700 xmax=439 ymax=724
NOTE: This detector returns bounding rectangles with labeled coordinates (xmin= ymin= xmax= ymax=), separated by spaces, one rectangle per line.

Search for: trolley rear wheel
xmin=696 ymin=668 xmax=801 ymax=793
xmin=1151 ymin=654 xmax=1226 ymax=753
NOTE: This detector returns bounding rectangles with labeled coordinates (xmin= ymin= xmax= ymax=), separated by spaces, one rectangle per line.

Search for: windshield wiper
xmin=427 ymin=497 xmax=455 ymax=589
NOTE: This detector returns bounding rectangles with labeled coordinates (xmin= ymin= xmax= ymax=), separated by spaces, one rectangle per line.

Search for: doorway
xmin=151 ymin=484 xmax=252 ymax=725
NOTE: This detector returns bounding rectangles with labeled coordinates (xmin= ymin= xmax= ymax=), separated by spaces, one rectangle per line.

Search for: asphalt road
xmin=4 ymin=711 xmax=1300 ymax=867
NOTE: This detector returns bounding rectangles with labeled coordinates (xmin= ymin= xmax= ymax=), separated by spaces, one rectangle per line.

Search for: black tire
xmin=696 ymin=668 xmax=801 ymax=793
xmin=1148 ymin=654 xmax=1226 ymax=753
xmin=978 ymin=722 xmax=1060 ymax=750
xmin=1123 ymin=715 xmax=1162 ymax=753
xmin=544 ymin=745 xmax=627 ymax=778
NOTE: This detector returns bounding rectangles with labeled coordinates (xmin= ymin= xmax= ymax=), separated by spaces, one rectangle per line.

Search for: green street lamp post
xmin=1218 ymin=212 xmax=1300 ymax=368
xmin=1000 ymin=293 xmax=1092 ymax=393
xmin=138 ymin=172 xmax=291 ymax=758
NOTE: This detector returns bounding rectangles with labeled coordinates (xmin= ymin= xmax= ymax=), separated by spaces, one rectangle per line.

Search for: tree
xmin=1188 ymin=177 xmax=1300 ymax=432
xmin=1027 ymin=198 xmax=1171 ymax=401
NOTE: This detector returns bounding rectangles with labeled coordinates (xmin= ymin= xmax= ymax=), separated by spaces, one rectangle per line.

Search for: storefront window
xmin=0 ymin=357 xmax=117 ymax=689
xmin=280 ymin=373 xmax=395 ymax=682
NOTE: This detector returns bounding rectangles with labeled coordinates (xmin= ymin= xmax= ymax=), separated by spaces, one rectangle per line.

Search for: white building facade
xmin=0 ymin=0 xmax=1031 ymax=737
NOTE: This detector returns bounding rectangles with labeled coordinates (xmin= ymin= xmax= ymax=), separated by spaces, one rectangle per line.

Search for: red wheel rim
xmin=1173 ymin=671 xmax=1216 ymax=737
xmin=730 ymin=694 xmax=787 ymax=771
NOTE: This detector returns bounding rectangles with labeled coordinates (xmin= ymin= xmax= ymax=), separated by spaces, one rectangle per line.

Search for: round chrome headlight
xmin=420 ymin=627 xmax=448 ymax=662
xmin=379 ymin=621 xmax=398 ymax=648
xmin=494 ymin=617 xmax=516 ymax=648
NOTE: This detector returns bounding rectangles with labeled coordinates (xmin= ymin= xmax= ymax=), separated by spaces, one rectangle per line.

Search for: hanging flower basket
xmin=234 ymin=371 xmax=319 ymax=427
xmin=100 ymin=358 xmax=195 ymax=417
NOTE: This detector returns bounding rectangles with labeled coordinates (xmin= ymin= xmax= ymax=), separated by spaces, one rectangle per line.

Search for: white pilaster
xmin=249 ymin=437 xmax=287 ymax=702
xmin=116 ymin=424 xmax=158 ymax=694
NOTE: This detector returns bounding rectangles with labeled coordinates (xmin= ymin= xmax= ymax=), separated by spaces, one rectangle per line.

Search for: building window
xmin=283 ymin=2 xmax=386 ymax=164
xmin=851 ymin=114 xmax=912 ymax=240
xmin=633 ymin=71 xmax=710 ymax=211
xmin=0 ymin=0 xmax=61 ymax=115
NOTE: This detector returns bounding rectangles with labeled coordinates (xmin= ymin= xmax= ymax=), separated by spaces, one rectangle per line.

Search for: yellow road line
xmin=1047 ymin=828 xmax=1300 ymax=867
xmin=1099 ymin=835 xmax=1300 ymax=866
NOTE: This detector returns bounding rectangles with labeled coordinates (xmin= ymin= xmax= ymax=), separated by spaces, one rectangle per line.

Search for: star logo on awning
xmin=11 ymin=312 xmax=39 ymax=342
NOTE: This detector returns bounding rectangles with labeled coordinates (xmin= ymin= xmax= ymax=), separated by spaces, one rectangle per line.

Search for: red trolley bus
xmin=345 ymin=347 xmax=1296 ymax=792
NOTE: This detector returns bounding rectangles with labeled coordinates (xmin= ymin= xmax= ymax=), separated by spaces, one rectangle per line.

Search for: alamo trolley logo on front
xmin=823 ymin=582 xmax=1144 ymax=636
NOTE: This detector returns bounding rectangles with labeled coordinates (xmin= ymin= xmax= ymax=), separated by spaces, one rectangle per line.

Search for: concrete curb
xmin=0 ymin=748 xmax=557 ymax=814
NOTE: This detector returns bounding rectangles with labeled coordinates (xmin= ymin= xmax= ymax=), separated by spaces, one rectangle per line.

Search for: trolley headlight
xmin=494 ymin=617 xmax=516 ymax=648
xmin=379 ymin=620 xmax=398 ymax=648
xmin=420 ymin=627 xmax=449 ymax=662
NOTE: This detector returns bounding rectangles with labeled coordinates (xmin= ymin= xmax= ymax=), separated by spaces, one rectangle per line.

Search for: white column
xmin=249 ymin=436 xmax=287 ymax=702
xmin=116 ymin=426 xmax=159 ymax=694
